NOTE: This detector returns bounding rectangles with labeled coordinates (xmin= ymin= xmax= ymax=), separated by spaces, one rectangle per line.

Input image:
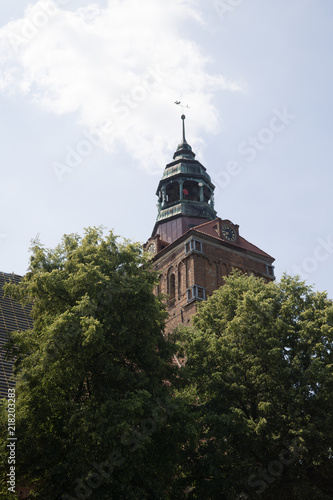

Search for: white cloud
xmin=0 ymin=0 xmax=242 ymax=173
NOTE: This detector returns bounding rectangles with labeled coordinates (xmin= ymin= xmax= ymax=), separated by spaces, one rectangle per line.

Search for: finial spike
xmin=175 ymin=102 xmax=190 ymax=144
xmin=181 ymin=114 xmax=186 ymax=143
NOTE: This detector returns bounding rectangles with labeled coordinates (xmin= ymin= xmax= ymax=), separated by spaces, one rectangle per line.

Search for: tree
xmin=0 ymin=227 xmax=191 ymax=499
xmin=177 ymin=272 xmax=333 ymax=499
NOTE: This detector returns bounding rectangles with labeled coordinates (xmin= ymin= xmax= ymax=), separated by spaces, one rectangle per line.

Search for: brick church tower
xmin=144 ymin=115 xmax=275 ymax=334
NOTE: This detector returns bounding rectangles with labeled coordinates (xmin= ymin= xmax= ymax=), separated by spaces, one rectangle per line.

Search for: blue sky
xmin=0 ymin=0 xmax=332 ymax=298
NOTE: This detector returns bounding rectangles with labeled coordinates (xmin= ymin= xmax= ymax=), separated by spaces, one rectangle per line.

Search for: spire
xmin=173 ymin=114 xmax=195 ymax=160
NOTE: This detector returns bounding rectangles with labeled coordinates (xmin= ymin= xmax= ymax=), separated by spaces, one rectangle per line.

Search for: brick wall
xmin=152 ymin=235 xmax=274 ymax=334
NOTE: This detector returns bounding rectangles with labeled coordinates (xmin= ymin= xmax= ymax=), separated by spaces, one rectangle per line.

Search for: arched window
xmin=169 ymin=274 xmax=175 ymax=300
xmin=178 ymin=263 xmax=184 ymax=297
xmin=203 ymin=186 xmax=211 ymax=203
xmin=167 ymin=267 xmax=176 ymax=301
xmin=166 ymin=182 xmax=179 ymax=203
xmin=183 ymin=181 xmax=200 ymax=201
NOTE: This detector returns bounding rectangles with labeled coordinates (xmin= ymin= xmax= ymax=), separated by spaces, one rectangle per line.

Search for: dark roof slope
xmin=0 ymin=273 xmax=32 ymax=398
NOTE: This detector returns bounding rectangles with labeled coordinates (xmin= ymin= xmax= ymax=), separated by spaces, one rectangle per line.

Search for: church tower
xmin=144 ymin=116 xmax=275 ymax=334
xmin=151 ymin=114 xmax=216 ymax=245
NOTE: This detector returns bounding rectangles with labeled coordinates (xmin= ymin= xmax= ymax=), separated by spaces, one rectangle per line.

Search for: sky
xmin=0 ymin=0 xmax=332 ymax=298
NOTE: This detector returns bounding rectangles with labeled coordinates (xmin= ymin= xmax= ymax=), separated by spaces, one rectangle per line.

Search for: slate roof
xmin=0 ymin=272 xmax=32 ymax=398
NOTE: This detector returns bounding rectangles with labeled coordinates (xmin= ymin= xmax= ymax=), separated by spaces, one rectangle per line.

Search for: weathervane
xmin=174 ymin=101 xmax=190 ymax=143
xmin=174 ymin=101 xmax=190 ymax=113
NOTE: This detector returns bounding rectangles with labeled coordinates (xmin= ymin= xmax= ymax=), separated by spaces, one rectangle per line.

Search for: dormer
xmin=213 ymin=218 xmax=240 ymax=244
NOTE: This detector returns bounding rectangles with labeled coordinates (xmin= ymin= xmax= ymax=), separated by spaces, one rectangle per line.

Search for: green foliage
xmin=177 ymin=271 xmax=333 ymax=499
xmin=0 ymin=228 xmax=189 ymax=499
xmin=3 ymin=234 xmax=333 ymax=500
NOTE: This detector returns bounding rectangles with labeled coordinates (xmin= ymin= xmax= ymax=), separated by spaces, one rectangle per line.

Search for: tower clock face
xmin=222 ymin=225 xmax=236 ymax=242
